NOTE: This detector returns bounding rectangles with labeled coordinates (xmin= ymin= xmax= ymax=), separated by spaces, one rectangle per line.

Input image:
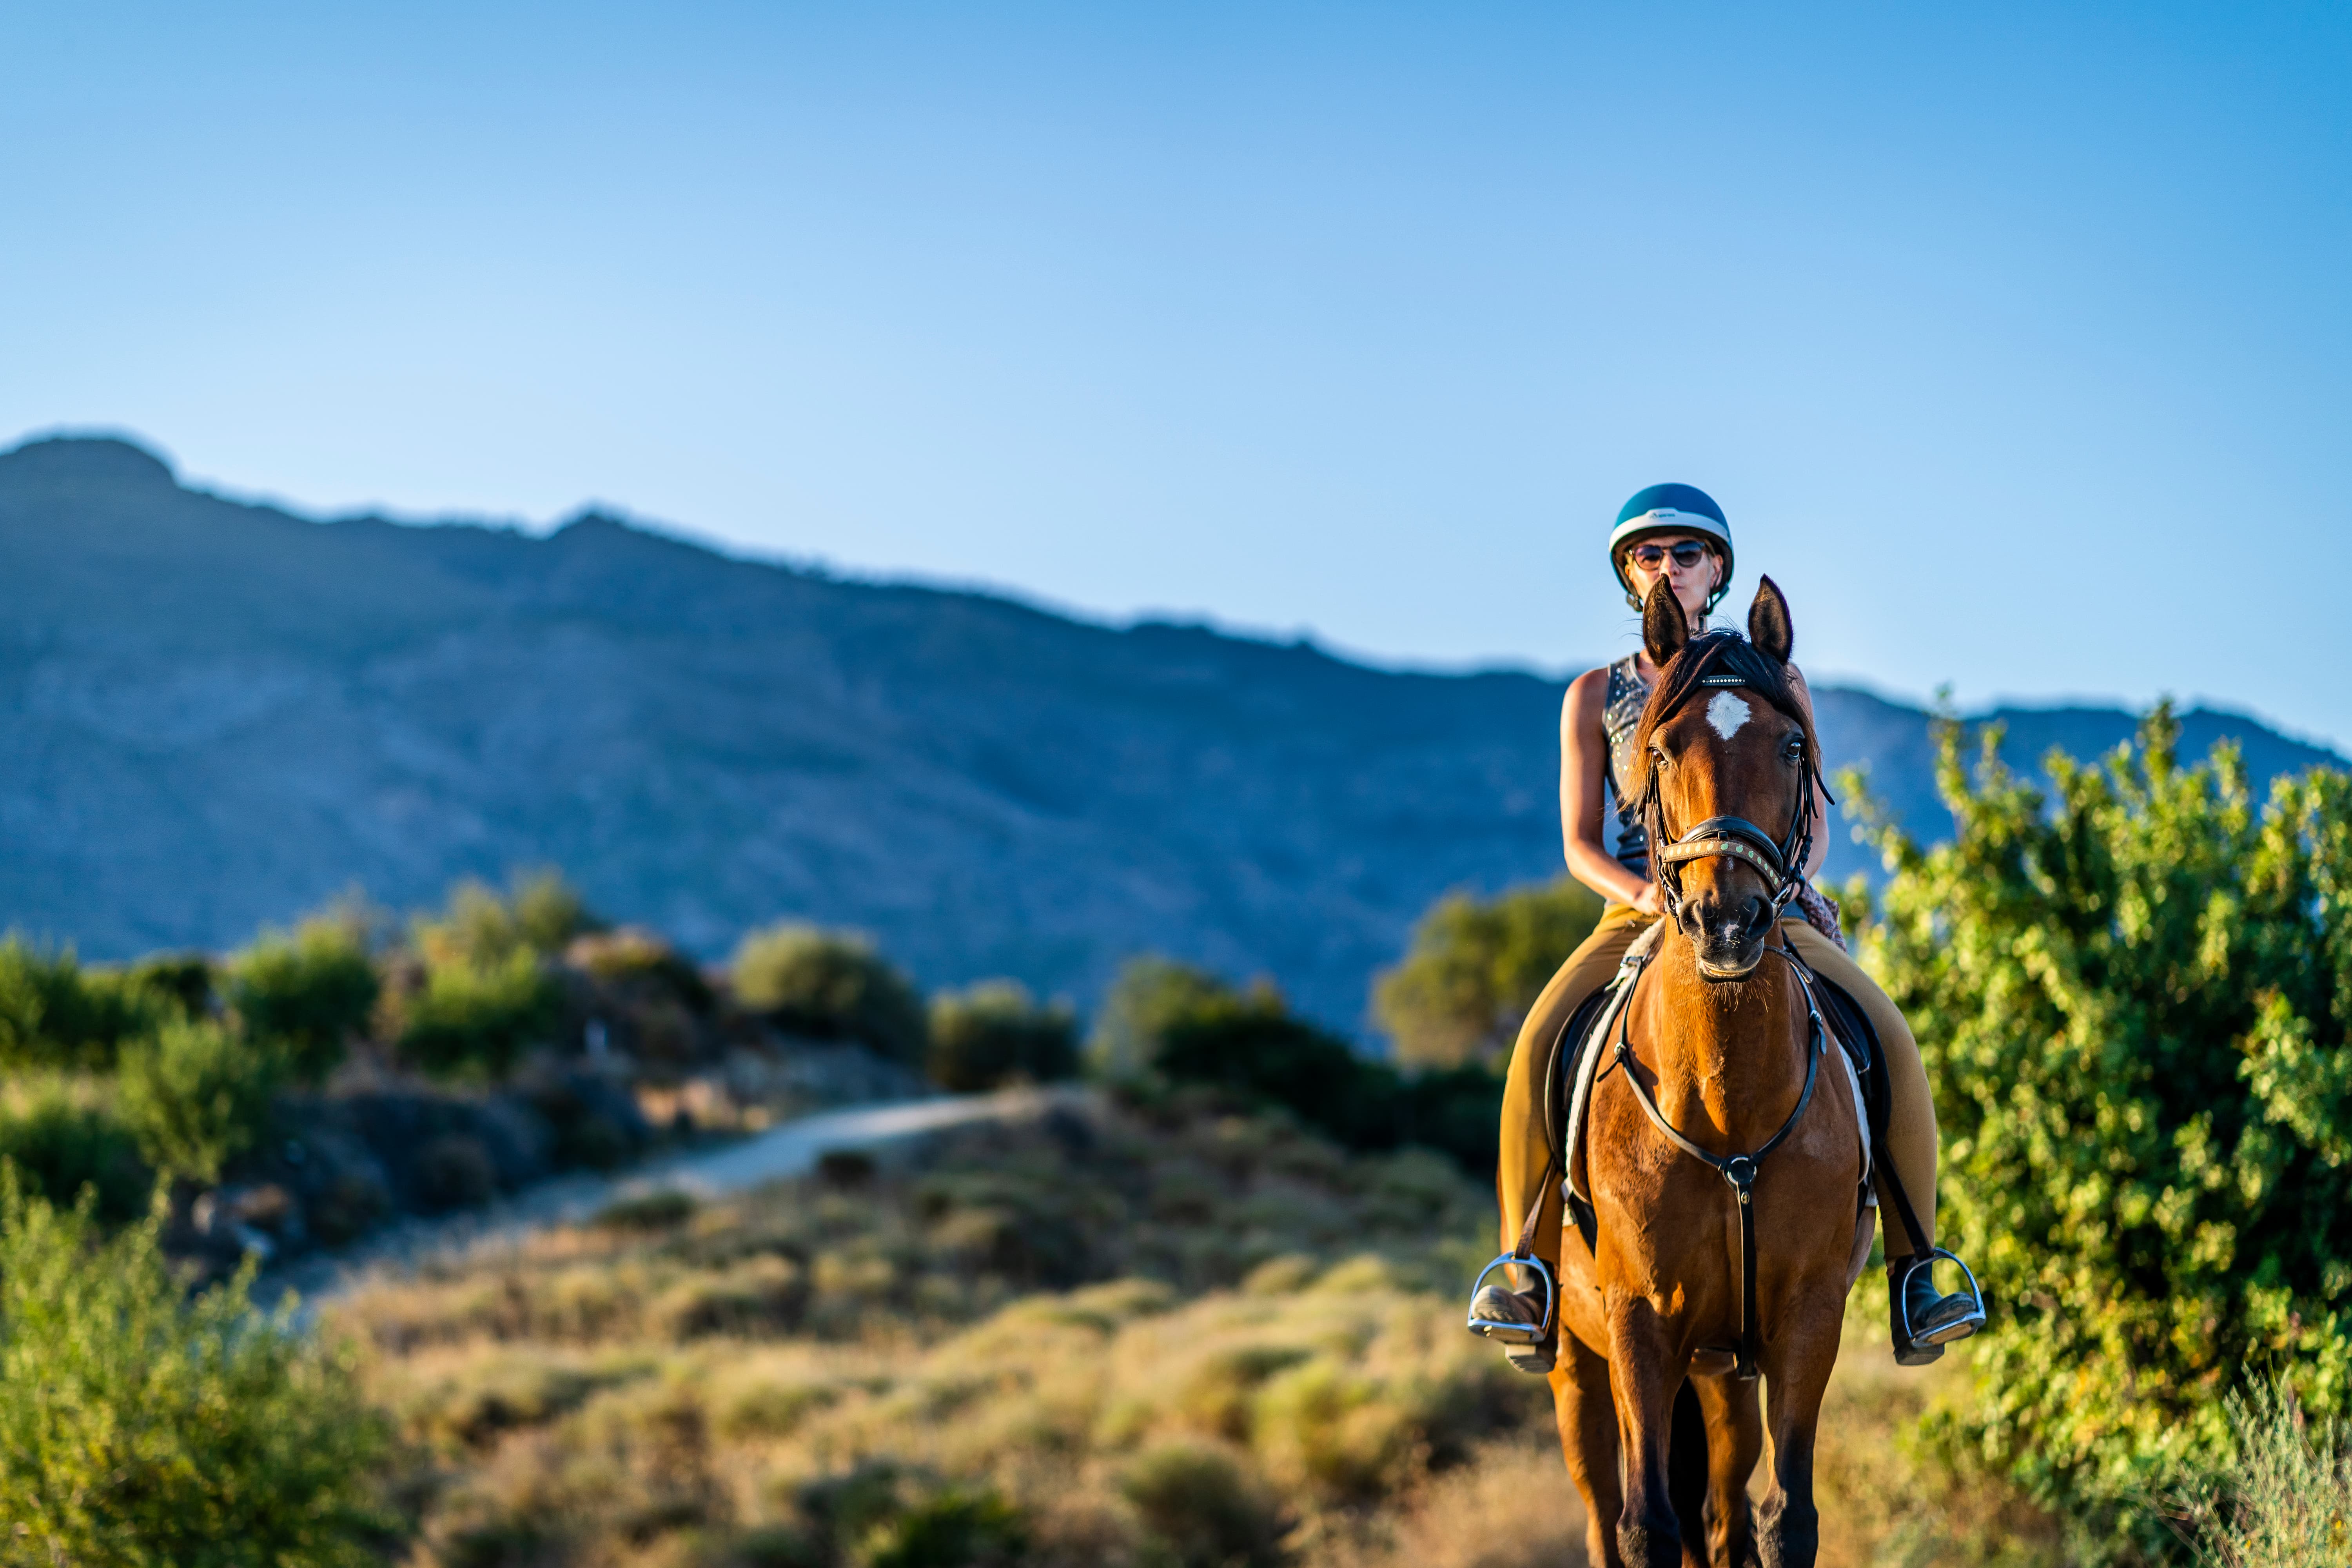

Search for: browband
xmin=1636 ymin=636 xmax=1826 ymax=927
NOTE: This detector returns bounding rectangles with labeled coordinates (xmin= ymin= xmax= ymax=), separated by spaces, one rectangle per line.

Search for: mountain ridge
xmin=0 ymin=434 xmax=2338 ymax=1030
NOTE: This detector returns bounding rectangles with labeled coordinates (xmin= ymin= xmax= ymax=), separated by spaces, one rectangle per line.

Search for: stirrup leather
xmin=1894 ymin=1247 xmax=1987 ymax=1349
xmin=1465 ymin=1252 xmax=1556 ymax=1346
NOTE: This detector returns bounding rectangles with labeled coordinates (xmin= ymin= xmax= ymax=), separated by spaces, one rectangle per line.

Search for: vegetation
xmin=733 ymin=923 xmax=929 ymax=1066
xmin=2161 ymin=1375 xmax=2352 ymax=1568
xmin=0 ymin=1074 xmax=149 ymax=1222
xmin=417 ymin=868 xmax=600 ymax=969
xmin=1372 ymin=877 xmax=1602 ymax=1070
xmin=115 ymin=1016 xmax=287 ymax=1183
xmin=0 ymin=1174 xmax=391 ymax=1566
xmin=1847 ymin=707 xmax=2352 ymax=1559
xmin=225 ymin=907 xmax=381 ymax=1084
xmin=334 ymin=1097 xmax=1544 ymax=1567
xmin=0 ymin=936 xmax=175 ymax=1071
xmin=1094 ymin=958 xmax=1501 ymax=1176
xmin=397 ymin=947 xmax=559 ymax=1082
xmin=929 ymin=980 xmax=1080 ymax=1091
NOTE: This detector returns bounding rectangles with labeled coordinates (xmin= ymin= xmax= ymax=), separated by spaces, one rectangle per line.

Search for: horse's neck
xmin=1639 ymin=929 xmax=1805 ymax=1138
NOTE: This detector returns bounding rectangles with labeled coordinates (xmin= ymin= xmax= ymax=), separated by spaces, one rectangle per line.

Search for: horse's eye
xmin=1784 ymin=737 xmax=1804 ymax=763
xmin=1650 ymin=746 xmax=1670 ymax=772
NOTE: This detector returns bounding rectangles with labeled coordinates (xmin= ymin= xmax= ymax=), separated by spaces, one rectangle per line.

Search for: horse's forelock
xmin=1630 ymin=632 xmax=1819 ymax=807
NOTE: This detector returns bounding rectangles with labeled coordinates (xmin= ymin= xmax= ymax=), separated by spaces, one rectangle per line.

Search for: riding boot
xmin=1887 ymin=1252 xmax=1987 ymax=1366
xmin=1466 ymin=1282 xmax=1556 ymax=1374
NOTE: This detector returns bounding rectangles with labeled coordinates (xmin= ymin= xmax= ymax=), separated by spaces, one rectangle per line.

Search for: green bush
xmin=2161 ymin=1373 xmax=2351 ymax=1568
xmin=1094 ymin=957 xmax=1501 ymax=1172
xmin=115 ymin=953 xmax=216 ymax=1018
xmin=1087 ymin=956 xmax=1236 ymax=1080
xmin=416 ymin=868 xmax=599 ymax=970
xmin=731 ymin=924 xmax=928 ymax=1066
xmin=0 ymin=937 xmax=169 ymax=1071
xmin=1119 ymin=1441 xmax=1290 ymax=1568
xmin=1847 ymin=707 xmax=2352 ymax=1558
xmin=0 ymin=1174 xmax=392 ymax=1564
xmin=927 ymin=980 xmax=1078 ymax=1091
xmin=398 ymin=949 xmax=557 ymax=1082
xmin=1373 ymin=877 xmax=1604 ymax=1069
xmin=225 ymin=911 xmax=381 ymax=1085
xmin=0 ymin=1078 xmax=150 ymax=1223
xmin=780 ymin=1462 xmax=1025 ymax=1568
xmin=115 ymin=1017 xmax=287 ymax=1184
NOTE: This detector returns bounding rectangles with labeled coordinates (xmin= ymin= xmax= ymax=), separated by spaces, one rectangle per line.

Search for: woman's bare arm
xmin=1560 ymin=670 xmax=1659 ymax=910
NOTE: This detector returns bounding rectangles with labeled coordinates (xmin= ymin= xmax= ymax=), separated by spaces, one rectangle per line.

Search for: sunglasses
xmin=1626 ymin=541 xmax=1713 ymax=571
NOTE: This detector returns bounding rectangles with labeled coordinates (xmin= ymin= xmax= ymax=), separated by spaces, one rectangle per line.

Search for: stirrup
xmin=1894 ymin=1247 xmax=1986 ymax=1351
xmin=1465 ymin=1252 xmax=1556 ymax=1346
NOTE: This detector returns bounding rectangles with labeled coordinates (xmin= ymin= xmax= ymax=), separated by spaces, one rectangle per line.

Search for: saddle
xmin=1548 ymin=926 xmax=1882 ymax=1260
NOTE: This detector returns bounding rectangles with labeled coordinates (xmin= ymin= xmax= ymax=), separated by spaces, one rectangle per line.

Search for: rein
xmin=1612 ymin=633 xmax=1839 ymax=1381
xmin=1608 ymin=943 xmax=1832 ymax=1381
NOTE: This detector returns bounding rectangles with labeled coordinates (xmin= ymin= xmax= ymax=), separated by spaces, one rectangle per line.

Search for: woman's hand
xmin=1632 ymin=881 xmax=1667 ymax=918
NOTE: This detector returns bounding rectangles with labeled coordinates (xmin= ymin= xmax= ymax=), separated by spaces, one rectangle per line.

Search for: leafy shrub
xmin=397 ymin=948 xmax=557 ymax=1082
xmin=116 ymin=952 xmax=215 ymax=1018
xmin=226 ymin=910 xmax=381 ymax=1085
xmin=1848 ymin=708 xmax=2352 ymax=1556
xmin=646 ymin=1256 xmax=807 ymax=1340
xmin=0 ymin=1174 xmax=392 ymax=1564
xmin=566 ymin=925 xmax=712 ymax=1008
xmin=860 ymin=1484 xmax=1027 ymax=1568
xmin=1097 ymin=957 xmax=1500 ymax=1170
xmin=115 ymin=1017 xmax=287 ymax=1183
xmin=1120 ymin=1441 xmax=1291 ymax=1568
xmin=927 ymin=980 xmax=1078 ymax=1091
xmin=1373 ymin=877 xmax=1603 ymax=1069
xmin=1087 ymin=956 xmax=1237 ymax=1079
xmin=782 ymin=1463 xmax=1025 ymax=1568
xmin=413 ymin=1133 xmax=500 ymax=1211
xmin=416 ymin=868 xmax=599 ymax=970
xmin=0 ymin=1077 xmax=150 ymax=1223
xmin=0 ymin=937 xmax=169 ymax=1071
xmin=731 ymin=924 xmax=928 ymax=1066
xmin=2162 ymin=1373 xmax=2351 ymax=1568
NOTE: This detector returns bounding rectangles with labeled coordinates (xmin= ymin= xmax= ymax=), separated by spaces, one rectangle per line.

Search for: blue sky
xmin=4 ymin=3 xmax=2348 ymax=747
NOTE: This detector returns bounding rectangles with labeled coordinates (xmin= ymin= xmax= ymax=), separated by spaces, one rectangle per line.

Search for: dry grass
xmin=334 ymin=1094 xmax=2058 ymax=1567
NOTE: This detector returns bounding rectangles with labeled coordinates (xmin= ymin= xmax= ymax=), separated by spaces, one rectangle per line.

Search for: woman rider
xmin=1469 ymin=483 xmax=1985 ymax=1369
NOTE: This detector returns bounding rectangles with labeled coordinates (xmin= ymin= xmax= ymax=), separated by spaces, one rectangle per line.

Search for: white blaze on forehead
xmin=1705 ymin=689 xmax=1752 ymax=742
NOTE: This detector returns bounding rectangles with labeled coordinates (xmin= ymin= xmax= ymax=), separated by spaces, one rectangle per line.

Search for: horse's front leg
xmin=1692 ymin=1374 xmax=1763 ymax=1567
xmin=1605 ymin=1298 xmax=1688 ymax=1568
xmin=1755 ymin=1309 xmax=1840 ymax=1568
xmin=1550 ymin=1332 xmax=1625 ymax=1568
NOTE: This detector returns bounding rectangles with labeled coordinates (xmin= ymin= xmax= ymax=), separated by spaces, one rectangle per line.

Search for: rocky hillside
xmin=0 ymin=435 xmax=2335 ymax=1026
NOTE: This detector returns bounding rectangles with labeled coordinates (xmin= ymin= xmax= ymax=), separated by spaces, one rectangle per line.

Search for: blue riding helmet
xmin=1610 ymin=483 xmax=1733 ymax=612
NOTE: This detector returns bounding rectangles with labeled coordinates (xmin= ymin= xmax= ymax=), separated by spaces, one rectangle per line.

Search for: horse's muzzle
xmin=1686 ymin=895 xmax=1771 ymax=980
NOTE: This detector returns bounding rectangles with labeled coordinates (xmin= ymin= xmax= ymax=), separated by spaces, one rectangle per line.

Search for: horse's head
xmin=1632 ymin=575 xmax=1822 ymax=980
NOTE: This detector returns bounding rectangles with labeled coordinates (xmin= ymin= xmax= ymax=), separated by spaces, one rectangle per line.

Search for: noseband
xmin=1638 ymin=647 xmax=1831 ymax=931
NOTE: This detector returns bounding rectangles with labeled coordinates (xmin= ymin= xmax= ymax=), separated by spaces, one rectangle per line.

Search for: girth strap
xmin=1608 ymin=945 xmax=1831 ymax=1381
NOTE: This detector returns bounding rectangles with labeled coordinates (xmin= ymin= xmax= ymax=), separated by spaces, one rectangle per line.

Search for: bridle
xmin=1635 ymin=638 xmax=1832 ymax=938
xmin=1610 ymin=632 xmax=1841 ymax=1380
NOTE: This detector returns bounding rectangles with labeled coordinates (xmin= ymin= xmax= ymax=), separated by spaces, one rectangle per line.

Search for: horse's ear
xmin=1643 ymin=577 xmax=1690 ymax=668
xmin=1748 ymin=575 xmax=1794 ymax=663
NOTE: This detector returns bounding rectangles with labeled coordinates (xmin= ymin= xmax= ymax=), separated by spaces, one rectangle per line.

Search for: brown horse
xmin=1548 ymin=576 xmax=1872 ymax=1568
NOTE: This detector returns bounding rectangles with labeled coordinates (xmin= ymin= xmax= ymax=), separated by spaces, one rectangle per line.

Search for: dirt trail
xmin=265 ymin=1083 xmax=1093 ymax=1312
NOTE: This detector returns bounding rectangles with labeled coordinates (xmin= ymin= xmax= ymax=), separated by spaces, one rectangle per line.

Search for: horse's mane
xmin=1629 ymin=630 xmax=1822 ymax=809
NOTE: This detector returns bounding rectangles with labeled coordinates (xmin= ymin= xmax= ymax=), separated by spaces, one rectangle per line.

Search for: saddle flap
xmin=1810 ymin=973 xmax=1890 ymax=1149
xmin=1561 ymin=922 xmax=1664 ymax=1209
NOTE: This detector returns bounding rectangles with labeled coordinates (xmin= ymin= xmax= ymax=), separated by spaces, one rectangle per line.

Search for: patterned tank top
xmin=1602 ymin=653 xmax=1652 ymax=874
